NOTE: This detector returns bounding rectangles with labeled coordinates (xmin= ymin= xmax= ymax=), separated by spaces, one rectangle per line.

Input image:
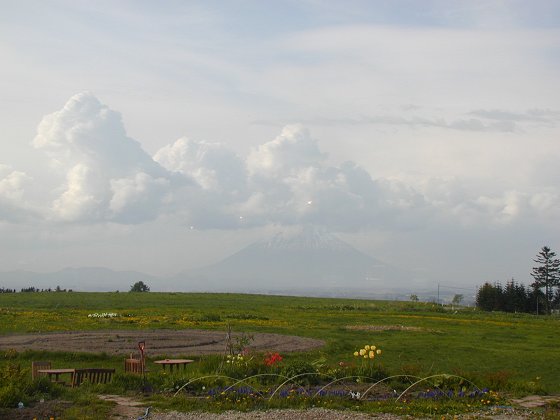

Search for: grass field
xmin=1 ymin=292 xmax=559 ymax=418
xmin=1 ymin=291 xmax=558 ymax=392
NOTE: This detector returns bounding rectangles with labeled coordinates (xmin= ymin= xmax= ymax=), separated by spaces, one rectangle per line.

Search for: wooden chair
xmin=125 ymin=342 xmax=150 ymax=375
xmin=71 ymin=368 xmax=115 ymax=387
xmin=31 ymin=361 xmax=51 ymax=380
xmin=124 ymin=357 xmax=144 ymax=374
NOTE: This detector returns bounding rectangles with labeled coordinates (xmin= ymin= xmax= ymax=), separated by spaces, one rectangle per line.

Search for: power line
xmin=437 ymin=284 xmax=475 ymax=291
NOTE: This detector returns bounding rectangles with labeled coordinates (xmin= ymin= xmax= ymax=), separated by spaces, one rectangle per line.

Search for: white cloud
xmin=0 ymin=164 xmax=33 ymax=222
xmin=0 ymin=164 xmax=30 ymax=202
xmin=154 ymin=137 xmax=246 ymax=194
xmin=33 ymin=92 xmax=175 ymax=223
xmin=0 ymin=92 xmax=556 ymax=235
xmin=247 ymin=125 xmax=326 ymax=176
xmin=242 ymin=125 xmax=429 ymax=230
xmin=52 ymin=164 xmax=102 ymax=222
xmin=109 ymin=172 xmax=170 ymax=223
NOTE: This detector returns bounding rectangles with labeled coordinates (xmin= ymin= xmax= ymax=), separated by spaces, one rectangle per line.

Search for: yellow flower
xmin=363 ymin=355 xmax=368 ymax=359
xmin=371 ymin=345 xmax=376 ymax=350
xmin=359 ymin=349 xmax=366 ymax=356
xmin=369 ymin=350 xmax=375 ymax=358
xmin=376 ymin=349 xmax=382 ymax=355
xmin=365 ymin=345 xmax=370 ymax=350
xmin=353 ymin=351 xmax=359 ymax=357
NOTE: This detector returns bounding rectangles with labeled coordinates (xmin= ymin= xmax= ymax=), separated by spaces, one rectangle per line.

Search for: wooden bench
xmin=71 ymin=368 xmax=115 ymax=387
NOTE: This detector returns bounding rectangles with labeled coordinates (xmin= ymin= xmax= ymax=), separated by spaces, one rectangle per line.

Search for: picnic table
xmin=153 ymin=359 xmax=194 ymax=372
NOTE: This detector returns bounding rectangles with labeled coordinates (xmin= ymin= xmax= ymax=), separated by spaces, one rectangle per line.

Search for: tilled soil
xmin=0 ymin=329 xmax=325 ymax=356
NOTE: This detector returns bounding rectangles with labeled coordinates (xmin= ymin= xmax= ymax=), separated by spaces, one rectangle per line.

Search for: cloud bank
xmin=1 ymin=93 xmax=559 ymax=232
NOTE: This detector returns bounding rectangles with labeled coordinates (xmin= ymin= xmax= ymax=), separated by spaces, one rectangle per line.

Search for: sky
xmin=1 ymin=0 xmax=559 ymax=291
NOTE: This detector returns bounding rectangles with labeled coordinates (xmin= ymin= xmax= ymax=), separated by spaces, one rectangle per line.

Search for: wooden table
xmin=153 ymin=359 xmax=194 ymax=372
xmin=37 ymin=368 xmax=75 ymax=382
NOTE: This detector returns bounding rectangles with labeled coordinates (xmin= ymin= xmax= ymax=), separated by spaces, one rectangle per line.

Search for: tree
xmin=476 ymin=282 xmax=501 ymax=311
xmin=129 ymin=281 xmax=150 ymax=292
xmin=503 ymin=279 xmax=528 ymax=313
xmin=409 ymin=294 xmax=419 ymax=302
xmin=451 ymin=294 xmax=464 ymax=306
xmin=530 ymin=246 xmax=560 ymax=315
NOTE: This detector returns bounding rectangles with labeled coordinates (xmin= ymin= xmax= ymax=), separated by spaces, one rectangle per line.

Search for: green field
xmin=1 ymin=292 xmax=558 ymax=417
xmin=1 ymin=292 xmax=558 ymax=390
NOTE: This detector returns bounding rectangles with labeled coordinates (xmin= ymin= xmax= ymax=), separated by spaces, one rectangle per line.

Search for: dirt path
xmin=99 ymin=395 xmax=149 ymax=419
xmin=0 ymin=329 xmax=324 ymax=356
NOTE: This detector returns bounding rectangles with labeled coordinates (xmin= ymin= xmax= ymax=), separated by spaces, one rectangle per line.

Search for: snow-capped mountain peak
xmin=258 ymin=225 xmax=353 ymax=251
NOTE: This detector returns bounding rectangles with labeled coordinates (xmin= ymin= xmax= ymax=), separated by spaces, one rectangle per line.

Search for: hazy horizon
xmin=1 ymin=1 xmax=560 ymax=291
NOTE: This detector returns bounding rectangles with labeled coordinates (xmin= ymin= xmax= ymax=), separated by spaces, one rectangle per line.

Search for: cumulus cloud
xmin=33 ymin=92 xmax=176 ymax=223
xmin=33 ymin=93 xmax=164 ymax=174
xmin=0 ymin=164 xmax=30 ymax=202
xmin=247 ymin=125 xmax=326 ymax=175
xmin=3 ymin=92 xmax=557 ymax=232
xmin=0 ymin=164 xmax=33 ymax=222
xmin=151 ymin=124 xmax=387 ymax=230
xmin=154 ymin=137 xmax=247 ymax=194
xmin=241 ymin=125 xmax=431 ymax=230
xmin=109 ymin=172 xmax=171 ymax=223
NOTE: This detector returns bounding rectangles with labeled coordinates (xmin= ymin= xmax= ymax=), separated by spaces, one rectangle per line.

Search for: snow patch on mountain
xmin=256 ymin=225 xmax=353 ymax=251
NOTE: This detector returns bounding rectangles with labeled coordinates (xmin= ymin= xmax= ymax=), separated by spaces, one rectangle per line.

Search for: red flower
xmin=264 ymin=352 xmax=283 ymax=366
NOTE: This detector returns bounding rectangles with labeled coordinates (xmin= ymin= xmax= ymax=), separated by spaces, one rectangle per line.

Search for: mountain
xmin=172 ymin=225 xmax=412 ymax=295
xmin=0 ymin=227 xmax=419 ymax=296
xmin=0 ymin=267 xmax=156 ymax=292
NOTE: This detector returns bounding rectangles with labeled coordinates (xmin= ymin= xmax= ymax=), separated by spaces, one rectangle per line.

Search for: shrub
xmin=281 ymin=360 xmax=320 ymax=385
xmin=0 ymin=363 xmax=30 ymax=408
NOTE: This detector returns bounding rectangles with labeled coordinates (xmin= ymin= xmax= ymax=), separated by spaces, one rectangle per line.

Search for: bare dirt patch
xmin=99 ymin=394 xmax=149 ymax=419
xmin=0 ymin=329 xmax=324 ymax=356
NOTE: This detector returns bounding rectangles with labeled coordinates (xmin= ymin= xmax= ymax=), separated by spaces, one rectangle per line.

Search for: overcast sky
xmin=1 ymin=0 xmax=559 ymax=291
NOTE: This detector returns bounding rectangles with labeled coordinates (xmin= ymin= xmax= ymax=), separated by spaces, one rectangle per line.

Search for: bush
xmin=0 ymin=363 xmax=30 ymax=408
xmin=281 ymin=360 xmax=321 ymax=385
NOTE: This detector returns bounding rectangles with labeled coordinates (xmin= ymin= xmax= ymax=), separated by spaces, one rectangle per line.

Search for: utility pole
xmin=437 ymin=283 xmax=440 ymax=305
xmin=536 ymin=295 xmax=539 ymax=316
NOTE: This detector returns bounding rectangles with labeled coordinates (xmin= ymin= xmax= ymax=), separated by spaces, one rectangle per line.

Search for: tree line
xmin=0 ymin=286 xmax=72 ymax=293
xmin=476 ymin=246 xmax=560 ymax=315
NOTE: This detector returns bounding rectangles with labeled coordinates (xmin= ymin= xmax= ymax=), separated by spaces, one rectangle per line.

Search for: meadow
xmin=0 ymin=292 xmax=558 ymax=418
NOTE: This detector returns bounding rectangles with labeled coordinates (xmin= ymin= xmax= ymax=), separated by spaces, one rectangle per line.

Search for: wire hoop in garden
xmin=396 ymin=374 xmax=482 ymax=402
xmin=361 ymin=374 xmax=422 ymax=400
xmin=313 ymin=374 xmax=422 ymax=400
xmin=173 ymin=375 xmax=237 ymax=397
xmin=269 ymin=372 xmax=334 ymax=400
xmin=173 ymin=373 xmax=290 ymax=398
xmin=223 ymin=373 xmax=289 ymax=397
xmin=173 ymin=372 xmax=484 ymax=404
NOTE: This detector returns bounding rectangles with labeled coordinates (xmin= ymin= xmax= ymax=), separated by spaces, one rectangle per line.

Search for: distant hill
xmin=0 ymin=267 xmax=156 ymax=292
xmin=171 ymin=225 xmax=413 ymax=295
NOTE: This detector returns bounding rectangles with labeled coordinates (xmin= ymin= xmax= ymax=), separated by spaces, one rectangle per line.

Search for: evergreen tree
xmin=476 ymin=282 xmax=500 ymax=311
xmin=530 ymin=246 xmax=560 ymax=315
xmin=129 ymin=281 xmax=150 ymax=292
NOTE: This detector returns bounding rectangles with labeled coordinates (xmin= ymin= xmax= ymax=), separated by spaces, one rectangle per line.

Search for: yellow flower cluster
xmin=353 ymin=344 xmax=382 ymax=359
xmin=226 ymin=353 xmax=249 ymax=366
